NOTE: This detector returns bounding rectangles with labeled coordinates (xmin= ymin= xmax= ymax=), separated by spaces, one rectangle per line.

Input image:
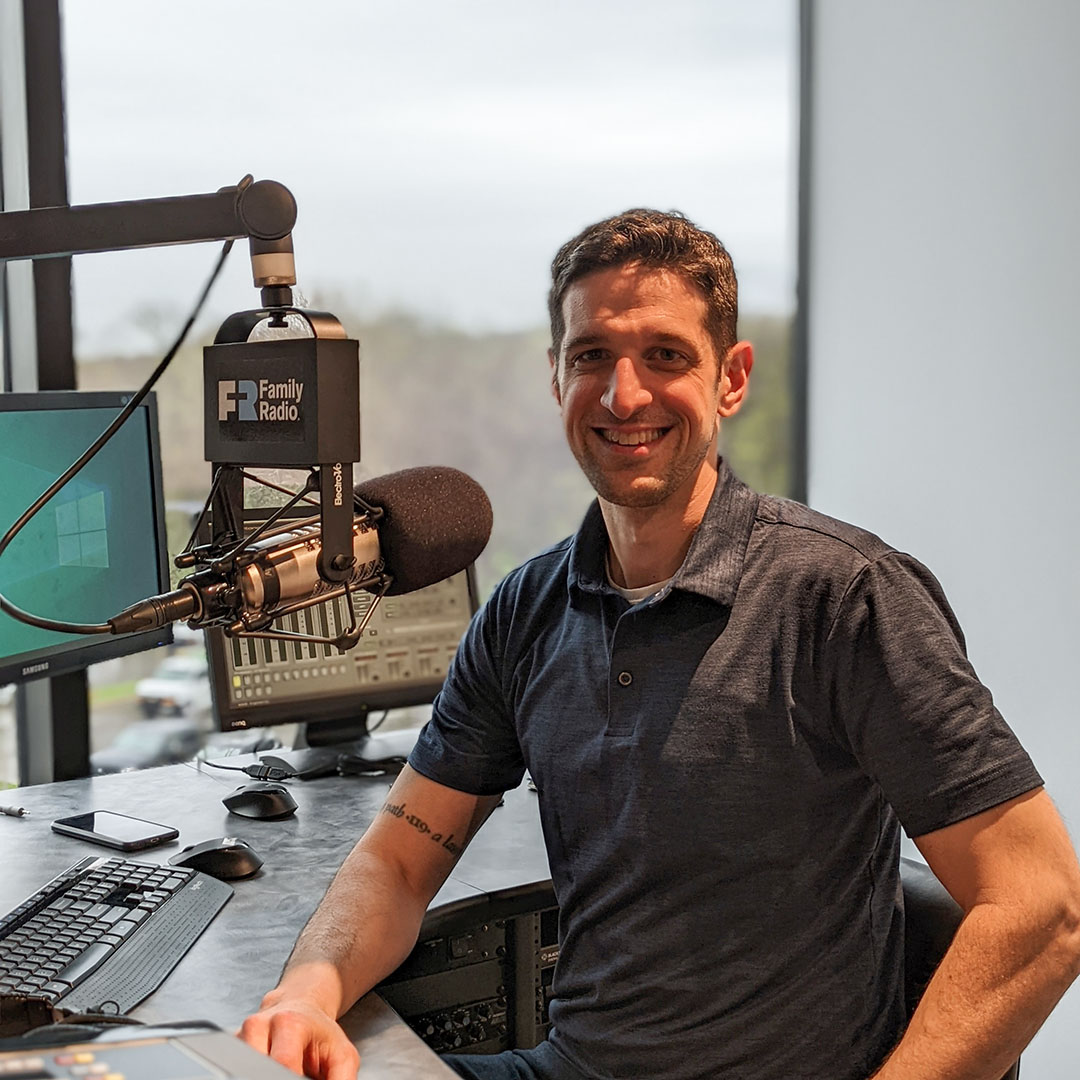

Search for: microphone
xmin=109 ymin=466 xmax=492 ymax=636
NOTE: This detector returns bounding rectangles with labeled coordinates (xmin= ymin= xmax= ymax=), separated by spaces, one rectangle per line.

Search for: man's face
xmin=549 ymin=264 xmax=746 ymax=509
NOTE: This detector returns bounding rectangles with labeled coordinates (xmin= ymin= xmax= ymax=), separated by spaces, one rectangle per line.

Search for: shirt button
xmin=617 ymin=671 xmax=633 ymax=687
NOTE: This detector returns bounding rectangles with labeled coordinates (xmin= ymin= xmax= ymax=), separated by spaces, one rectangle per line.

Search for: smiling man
xmin=242 ymin=210 xmax=1080 ymax=1080
xmin=548 ymin=256 xmax=751 ymax=587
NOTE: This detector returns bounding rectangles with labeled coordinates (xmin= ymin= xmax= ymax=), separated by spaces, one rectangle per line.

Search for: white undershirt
xmin=605 ymin=550 xmax=674 ymax=604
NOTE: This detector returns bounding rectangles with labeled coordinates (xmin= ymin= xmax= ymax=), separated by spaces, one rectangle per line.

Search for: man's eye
xmin=570 ymin=349 xmax=606 ymax=368
xmin=652 ymin=347 xmax=688 ymax=367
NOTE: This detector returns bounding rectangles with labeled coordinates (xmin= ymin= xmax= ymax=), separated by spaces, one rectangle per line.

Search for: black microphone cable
xmin=0 ymin=238 xmax=235 ymax=635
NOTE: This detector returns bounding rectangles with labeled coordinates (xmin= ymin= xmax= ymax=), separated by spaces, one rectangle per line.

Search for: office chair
xmin=900 ymin=856 xmax=1020 ymax=1080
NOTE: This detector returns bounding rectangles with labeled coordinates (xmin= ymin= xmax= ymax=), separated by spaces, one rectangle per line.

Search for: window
xmin=1 ymin=1 xmax=799 ymax=781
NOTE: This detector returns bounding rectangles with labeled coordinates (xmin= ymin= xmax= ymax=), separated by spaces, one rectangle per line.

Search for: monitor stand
xmin=282 ymin=711 xmax=423 ymax=779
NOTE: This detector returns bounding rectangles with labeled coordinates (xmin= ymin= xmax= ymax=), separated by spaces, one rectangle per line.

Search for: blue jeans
xmin=443 ymin=1041 xmax=585 ymax=1079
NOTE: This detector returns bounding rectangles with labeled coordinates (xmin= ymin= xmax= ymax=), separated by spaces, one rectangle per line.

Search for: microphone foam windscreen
xmin=354 ymin=466 xmax=492 ymax=595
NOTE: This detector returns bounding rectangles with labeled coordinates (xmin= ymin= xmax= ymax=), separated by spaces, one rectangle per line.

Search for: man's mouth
xmin=597 ymin=427 xmax=669 ymax=446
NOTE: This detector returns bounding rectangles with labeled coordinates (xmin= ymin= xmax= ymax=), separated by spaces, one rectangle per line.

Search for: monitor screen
xmin=0 ymin=391 xmax=173 ymax=685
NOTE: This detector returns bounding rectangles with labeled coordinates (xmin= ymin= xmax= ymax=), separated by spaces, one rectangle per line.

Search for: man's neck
xmin=600 ymin=460 xmax=719 ymax=590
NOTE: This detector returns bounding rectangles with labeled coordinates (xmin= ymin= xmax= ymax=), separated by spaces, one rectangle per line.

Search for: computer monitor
xmin=0 ymin=391 xmax=173 ymax=685
xmin=205 ymin=501 xmax=478 ymax=745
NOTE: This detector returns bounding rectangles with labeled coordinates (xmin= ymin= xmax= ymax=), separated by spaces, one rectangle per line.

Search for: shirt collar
xmin=567 ymin=458 xmax=759 ymax=607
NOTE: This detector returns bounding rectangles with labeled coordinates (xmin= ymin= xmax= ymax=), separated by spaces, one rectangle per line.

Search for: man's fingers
xmin=262 ymin=1013 xmax=314 ymax=1076
xmin=322 ymin=1041 xmax=361 ymax=1080
xmin=239 ymin=1004 xmax=358 ymax=1080
xmin=237 ymin=1013 xmax=271 ymax=1054
xmin=303 ymin=1030 xmax=360 ymax=1080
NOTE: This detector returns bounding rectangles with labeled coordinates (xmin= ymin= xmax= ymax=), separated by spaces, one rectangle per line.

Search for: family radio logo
xmin=218 ymin=379 xmax=304 ymax=421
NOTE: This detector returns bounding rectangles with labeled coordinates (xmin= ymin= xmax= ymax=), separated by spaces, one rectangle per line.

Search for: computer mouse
xmin=169 ymin=836 xmax=263 ymax=880
xmin=223 ymin=780 xmax=298 ymax=820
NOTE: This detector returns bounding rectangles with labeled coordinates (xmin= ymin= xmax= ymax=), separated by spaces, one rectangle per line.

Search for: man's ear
xmin=718 ymin=341 xmax=753 ymax=418
xmin=548 ymin=348 xmax=562 ymax=405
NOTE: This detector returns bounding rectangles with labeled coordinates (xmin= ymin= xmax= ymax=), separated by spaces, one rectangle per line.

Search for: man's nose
xmin=600 ymin=356 xmax=652 ymax=418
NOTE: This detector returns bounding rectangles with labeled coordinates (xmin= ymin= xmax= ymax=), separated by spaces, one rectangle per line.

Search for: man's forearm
xmin=873 ymin=896 xmax=1080 ymax=1079
xmin=265 ymin=841 xmax=430 ymax=1019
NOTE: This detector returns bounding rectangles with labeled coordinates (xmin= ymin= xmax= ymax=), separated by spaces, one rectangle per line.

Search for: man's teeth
xmin=601 ymin=429 xmax=664 ymax=446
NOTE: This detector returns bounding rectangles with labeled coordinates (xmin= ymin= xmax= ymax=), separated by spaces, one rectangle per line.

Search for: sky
xmin=59 ymin=0 xmax=797 ymax=356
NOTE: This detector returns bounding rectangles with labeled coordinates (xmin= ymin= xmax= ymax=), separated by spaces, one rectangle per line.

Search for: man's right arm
xmin=239 ymin=764 xmax=503 ymax=1080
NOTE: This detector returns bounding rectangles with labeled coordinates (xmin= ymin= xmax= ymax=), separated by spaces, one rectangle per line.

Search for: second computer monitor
xmin=206 ymin=568 xmax=477 ymax=739
xmin=0 ymin=391 xmax=172 ymax=687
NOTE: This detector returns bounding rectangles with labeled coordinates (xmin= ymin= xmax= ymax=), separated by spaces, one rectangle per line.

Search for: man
xmin=241 ymin=211 xmax=1080 ymax=1079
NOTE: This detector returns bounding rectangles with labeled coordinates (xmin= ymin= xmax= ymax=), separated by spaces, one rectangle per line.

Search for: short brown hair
xmin=548 ymin=208 xmax=739 ymax=360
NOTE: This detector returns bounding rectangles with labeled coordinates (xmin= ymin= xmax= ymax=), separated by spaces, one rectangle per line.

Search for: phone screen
xmin=51 ymin=810 xmax=179 ymax=850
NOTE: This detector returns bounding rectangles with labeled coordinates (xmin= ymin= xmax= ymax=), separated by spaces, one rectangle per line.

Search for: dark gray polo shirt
xmin=410 ymin=461 xmax=1042 ymax=1080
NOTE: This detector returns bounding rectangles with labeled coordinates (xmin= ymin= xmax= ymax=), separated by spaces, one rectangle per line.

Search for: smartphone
xmin=51 ymin=810 xmax=179 ymax=852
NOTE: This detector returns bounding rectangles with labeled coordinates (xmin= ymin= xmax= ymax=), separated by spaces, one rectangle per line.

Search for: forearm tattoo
xmin=381 ymin=800 xmax=463 ymax=856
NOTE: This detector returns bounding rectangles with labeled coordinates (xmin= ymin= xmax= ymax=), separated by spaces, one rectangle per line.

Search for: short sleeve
xmin=408 ymin=589 xmax=526 ymax=796
xmin=824 ymin=552 xmax=1042 ymax=837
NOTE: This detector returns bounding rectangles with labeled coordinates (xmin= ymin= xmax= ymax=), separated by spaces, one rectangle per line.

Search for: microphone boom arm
xmin=0 ymin=178 xmax=298 ymax=305
xmin=0 ymin=174 xmax=364 ymax=644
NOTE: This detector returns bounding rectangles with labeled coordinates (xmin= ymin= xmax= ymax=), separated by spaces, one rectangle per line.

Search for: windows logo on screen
xmin=55 ymin=490 xmax=109 ymax=568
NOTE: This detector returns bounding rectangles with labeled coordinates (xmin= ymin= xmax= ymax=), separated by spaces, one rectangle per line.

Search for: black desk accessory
xmin=170 ymin=839 xmax=263 ymax=881
xmin=222 ymin=782 xmax=297 ymax=820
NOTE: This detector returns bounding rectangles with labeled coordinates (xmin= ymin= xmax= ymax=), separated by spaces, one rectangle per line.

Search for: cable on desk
xmin=198 ymin=759 xmax=296 ymax=781
xmin=199 ymin=749 xmax=408 ymax=781
xmin=336 ymin=753 xmax=408 ymax=777
xmin=367 ymin=709 xmax=391 ymax=733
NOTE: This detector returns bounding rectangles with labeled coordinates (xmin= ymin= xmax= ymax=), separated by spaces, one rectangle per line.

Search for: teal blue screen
xmin=0 ymin=403 xmax=165 ymax=673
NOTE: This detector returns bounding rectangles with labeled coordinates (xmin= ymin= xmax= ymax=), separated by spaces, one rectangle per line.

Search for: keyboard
xmin=0 ymin=855 xmax=232 ymax=1037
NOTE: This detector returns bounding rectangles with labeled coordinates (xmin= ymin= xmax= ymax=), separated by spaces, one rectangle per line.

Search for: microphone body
xmin=109 ymin=465 xmax=491 ymax=636
xmin=237 ymin=520 xmax=382 ymax=610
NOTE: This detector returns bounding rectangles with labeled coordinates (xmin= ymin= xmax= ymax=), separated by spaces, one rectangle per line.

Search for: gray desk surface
xmin=0 ymin=747 xmax=553 ymax=1078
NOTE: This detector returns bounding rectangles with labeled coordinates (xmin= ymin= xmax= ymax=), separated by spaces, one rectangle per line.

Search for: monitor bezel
xmin=0 ymin=390 xmax=174 ymax=686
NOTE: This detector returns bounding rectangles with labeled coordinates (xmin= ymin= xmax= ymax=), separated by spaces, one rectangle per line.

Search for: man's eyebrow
xmin=561 ymin=331 xmax=703 ymax=355
xmin=562 ymin=335 xmax=605 ymax=352
xmin=650 ymin=332 xmax=700 ymax=351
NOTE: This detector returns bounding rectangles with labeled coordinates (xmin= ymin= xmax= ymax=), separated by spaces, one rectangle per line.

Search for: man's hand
xmin=237 ymin=768 xmax=502 ymax=1079
xmin=240 ymin=989 xmax=359 ymax=1080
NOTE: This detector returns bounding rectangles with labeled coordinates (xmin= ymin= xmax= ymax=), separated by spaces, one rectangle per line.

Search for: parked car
xmin=134 ymin=651 xmax=212 ymax=718
xmin=90 ymin=717 xmax=205 ymax=774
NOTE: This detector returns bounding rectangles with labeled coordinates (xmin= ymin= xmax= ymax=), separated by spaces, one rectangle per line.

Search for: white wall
xmin=806 ymin=2 xmax=1080 ymax=1074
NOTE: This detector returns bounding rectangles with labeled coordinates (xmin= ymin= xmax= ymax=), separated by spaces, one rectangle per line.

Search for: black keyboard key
xmin=54 ymin=941 xmax=113 ymax=987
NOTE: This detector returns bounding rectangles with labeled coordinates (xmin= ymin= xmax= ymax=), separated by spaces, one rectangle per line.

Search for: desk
xmin=0 ymin=750 xmax=554 ymax=1078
